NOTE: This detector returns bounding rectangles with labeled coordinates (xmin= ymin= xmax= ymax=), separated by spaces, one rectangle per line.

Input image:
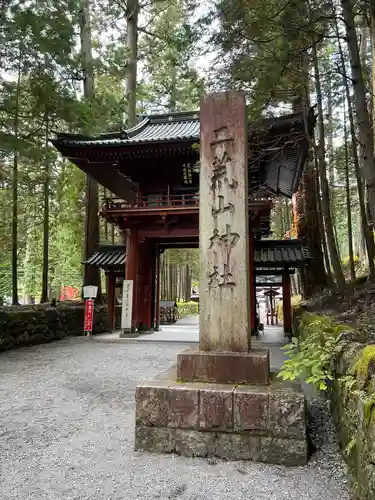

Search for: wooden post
xmin=125 ymin=229 xmax=138 ymax=332
xmin=107 ymin=271 xmax=116 ymax=330
xmin=136 ymin=240 xmax=153 ymax=331
xmin=249 ymin=232 xmax=256 ymax=335
xmin=153 ymin=247 xmax=161 ymax=331
xmin=283 ymin=269 xmax=292 ymax=336
xmin=199 ymin=91 xmax=251 ymax=352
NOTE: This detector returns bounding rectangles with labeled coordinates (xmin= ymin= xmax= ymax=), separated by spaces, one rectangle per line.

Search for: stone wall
xmin=0 ymin=303 xmax=109 ymax=352
xmin=330 ymin=339 xmax=375 ymax=500
xmin=293 ymin=307 xmax=375 ymax=499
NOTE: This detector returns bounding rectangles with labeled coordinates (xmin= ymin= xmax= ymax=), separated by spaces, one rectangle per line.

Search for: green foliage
xmin=277 ymin=295 xmax=301 ymax=321
xmin=167 ymin=248 xmax=200 ymax=281
xmin=278 ymin=312 xmax=349 ymax=391
xmin=0 ymin=0 xmax=206 ymax=303
xmin=139 ymin=0 xmax=203 ymax=113
xmin=177 ymin=301 xmax=198 ymax=318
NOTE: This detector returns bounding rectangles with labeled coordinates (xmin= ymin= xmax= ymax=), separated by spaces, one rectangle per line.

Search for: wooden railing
xmin=103 ymin=193 xmax=273 ymax=212
xmin=104 ymin=193 xmax=199 ymax=211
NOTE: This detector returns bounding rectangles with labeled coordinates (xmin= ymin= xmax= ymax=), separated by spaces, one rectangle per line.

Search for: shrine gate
xmin=52 ymin=108 xmax=315 ymax=335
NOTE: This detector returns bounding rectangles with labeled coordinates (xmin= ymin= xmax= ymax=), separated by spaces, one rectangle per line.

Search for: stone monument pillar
xmin=134 ymin=91 xmax=308 ymax=466
xmin=177 ymin=92 xmax=269 ymax=384
xmin=199 ymin=91 xmax=250 ymax=352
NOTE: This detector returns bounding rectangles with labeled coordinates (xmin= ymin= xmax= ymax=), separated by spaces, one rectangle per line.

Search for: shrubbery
xmin=177 ymin=300 xmax=199 ymax=318
xmin=278 ymin=311 xmax=349 ymax=391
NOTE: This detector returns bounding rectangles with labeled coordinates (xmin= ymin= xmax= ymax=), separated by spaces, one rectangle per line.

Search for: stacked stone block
xmin=135 ymin=374 xmax=307 ymax=466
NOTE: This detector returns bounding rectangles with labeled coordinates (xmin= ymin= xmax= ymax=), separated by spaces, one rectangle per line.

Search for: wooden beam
xmin=255 ymin=269 xmax=295 ymax=275
xmin=138 ymin=228 xmax=199 ymax=238
xmin=256 ymin=282 xmax=283 ymax=286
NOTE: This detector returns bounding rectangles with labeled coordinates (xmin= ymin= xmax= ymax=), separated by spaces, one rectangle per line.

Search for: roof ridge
xmin=141 ymin=110 xmax=199 ymax=124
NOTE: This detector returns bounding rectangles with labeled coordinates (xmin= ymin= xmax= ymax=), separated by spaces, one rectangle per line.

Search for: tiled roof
xmin=53 ymin=112 xmax=200 ymax=147
xmin=85 ymin=245 xmax=125 ymax=268
xmin=52 ymin=108 xmax=315 ymax=200
xmin=52 ymin=108 xmax=315 ymax=148
xmin=254 ymin=239 xmax=310 ymax=267
xmin=85 ymin=240 xmax=310 ymax=269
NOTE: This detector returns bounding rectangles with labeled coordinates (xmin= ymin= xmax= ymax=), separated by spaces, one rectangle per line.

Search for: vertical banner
xmin=121 ymin=280 xmax=134 ymax=332
xmin=84 ymin=299 xmax=94 ymax=336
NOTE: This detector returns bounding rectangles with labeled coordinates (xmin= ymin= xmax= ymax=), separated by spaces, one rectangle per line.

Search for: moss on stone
xmin=352 ymin=345 xmax=375 ymax=388
xmin=363 ymin=395 xmax=375 ymax=427
xmin=291 ymin=305 xmax=375 ymax=499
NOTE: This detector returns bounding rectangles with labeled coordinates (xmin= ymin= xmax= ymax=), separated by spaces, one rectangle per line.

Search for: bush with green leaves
xmin=278 ymin=313 xmax=349 ymax=391
xmin=177 ymin=300 xmax=198 ymax=318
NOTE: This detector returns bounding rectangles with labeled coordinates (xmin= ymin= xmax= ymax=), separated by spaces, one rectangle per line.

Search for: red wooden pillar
xmin=248 ymin=232 xmax=256 ymax=335
xmin=137 ymin=240 xmax=153 ymax=331
xmin=125 ymin=229 xmax=138 ymax=332
xmin=107 ymin=271 xmax=116 ymax=330
xmin=282 ymin=270 xmax=292 ymax=336
xmin=153 ymin=248 xmax=161 ymax=331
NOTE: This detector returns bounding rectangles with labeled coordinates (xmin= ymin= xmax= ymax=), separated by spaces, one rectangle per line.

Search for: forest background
xmin=0 ymin=0 xmax=374 ymax=304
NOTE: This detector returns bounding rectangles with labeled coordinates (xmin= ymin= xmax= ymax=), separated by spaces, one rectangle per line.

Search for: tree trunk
xmin=314 ymin=153 xmax=334 ymax=285
xmin=12 ymin=150 xmax=18 ymax=305
xmin=291 ymin=48 xmax=328 ymax=297
xmin=79 ymin=0 xmax=102 ymax=296
xmin=12 ymin=57 xmax=22 ymax=305
xmin=341 ymin=0 xmax=375 ymax=229
xmin=343 ymin=103 xmax=356 ymax=281
xmin=284 ymin=199 xmax=291 ymax=234
xmin=40 ymin=118 xmax=50 ymax=303
xmin=327 ymin=80 xmax=335 ymax=228
xmin=312 ymin=41 xmax=345 ymax=287
xmin=336 ymin=23 xmax=375 ymax=279
xmin=370 ymin=4 xmax=375 ymax=140
xmin=125 ymin=0 xmax=139 ymax=128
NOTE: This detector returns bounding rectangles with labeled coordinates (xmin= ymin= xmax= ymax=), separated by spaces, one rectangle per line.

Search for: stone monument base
xmin=119 ymin=330 xmax=139 ymax=338
xmin=134 ymin=367 xmax=308 ymax=466
xmin=177 ymin=349 xmax=270 ymax=385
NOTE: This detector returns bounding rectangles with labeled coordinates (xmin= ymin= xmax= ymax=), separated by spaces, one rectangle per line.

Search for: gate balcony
xmin=102 ymin=193 xmax=200 ymax=217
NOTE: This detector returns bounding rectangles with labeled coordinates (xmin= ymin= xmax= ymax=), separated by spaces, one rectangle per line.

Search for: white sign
xmin=121 ymin=280 xmax=133 ymax=331
xmin=83 ymin=285 xmax=98 ymax=299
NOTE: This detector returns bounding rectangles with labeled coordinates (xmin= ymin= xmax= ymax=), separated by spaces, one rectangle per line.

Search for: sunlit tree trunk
xmin=125 ymin=0 xmax=139 ymax=127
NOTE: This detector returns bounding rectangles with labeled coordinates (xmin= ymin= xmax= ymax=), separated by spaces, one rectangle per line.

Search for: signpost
xmin=83 ymin=285 xmax=98 ymax=337
xmin=120 ymin=280 xmax=134 ymax=335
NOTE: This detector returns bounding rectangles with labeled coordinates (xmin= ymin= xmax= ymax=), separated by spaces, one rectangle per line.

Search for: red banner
xmin=84 ymin=299 xmax=94 ymax=334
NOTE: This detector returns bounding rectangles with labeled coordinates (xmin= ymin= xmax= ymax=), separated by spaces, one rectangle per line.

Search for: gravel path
xmin=0 ymin=338 xmax=351 ymax=500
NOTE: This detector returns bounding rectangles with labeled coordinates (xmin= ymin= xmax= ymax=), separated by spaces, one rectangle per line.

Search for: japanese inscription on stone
xmin=208 ymin=126 xmax=240 ymax=288
xmin=121 ymin=280 xmax=133 ymax=331
xmin=199 ymin=91 xmax=250 ymax=352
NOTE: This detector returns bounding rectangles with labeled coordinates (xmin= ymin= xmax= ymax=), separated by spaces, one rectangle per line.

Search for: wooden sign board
xmin=121 ymin=280 xmax=133 ymax=331
xmin=83 ymin=285 xmax=98 ymax=299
